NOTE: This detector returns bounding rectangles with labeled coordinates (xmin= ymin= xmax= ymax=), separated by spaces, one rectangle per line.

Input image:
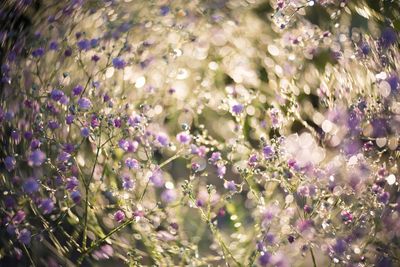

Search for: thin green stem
xmin=243 ymin=173 xmax=261 ymax=203
xmin=139 ymin=152 xmax=182 ymax=202
xmin=82 ymin=126 xmax=102 ymax=250
xmin=22 ymin=244 xmax=36 ymax=267
xmin=78 ymin=218 xmax=136 ymax=264
xmin=310 ymin=247 xmax=317 ymax=267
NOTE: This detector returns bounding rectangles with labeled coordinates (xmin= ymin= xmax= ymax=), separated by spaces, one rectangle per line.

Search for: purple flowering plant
xmin=1 ymin=0 xmax=400 ymax=266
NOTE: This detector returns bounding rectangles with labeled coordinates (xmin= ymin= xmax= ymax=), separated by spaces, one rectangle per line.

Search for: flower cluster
xmin=0 ymin=0 xmax=399 ymax=266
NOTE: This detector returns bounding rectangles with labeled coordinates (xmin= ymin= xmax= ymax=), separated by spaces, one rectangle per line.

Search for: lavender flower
xmin=66 ymin=176 xmax=79 ymax=191
xmin=149 ymin=170 xmax=164 ymax=187
xmin=77 ymin=39 xmax=90 ymax=51
xmin=28 ymin=150 xmax=46 ymax=166
xmin=40 ymin=198 xmax=54 ymax=214
xmin=176 ymin=131 xmax=191 ymax=144
xmin=70 ymin=190 xmax=81 ymax=203
xmin=4 ymin=156 xmax=16 ymax=171
xmin=50 ymin=89 xmax=64 ymax=101
xmin=73 ymin=85 xmax=83 ymax=96
xmin=161 ymin=189 xmax=177 ymax=203
xmin=77 ymin=97 xmax=92 ymax=110
xmin=32 ymin=47 xmax=45 ymax=57
xmin=12 ymin=210 xmax=26 ymax=224
xmin=156 ymin=133 xmax=169 ymax=146
xmin=262 ymin=145 xmax=274 ymax=159
xmin=23 ymin=178 xmax=39 ymax=194
xmin=112 ymin=57 xmax=126 ymax=69
xmin=81 ymin=127 xmax=90 ymax=137
xmin=114 ymin=210 xmax=125 ymax=223
xmin=18 ymin=229 xmax=31 ymax=245
xmin=49 ymin=41 xmax=59 ymax=50
xmin=232 ymin=103 xmax=244 ymax=114
xmin=125 ymin=158 xmax=139 ymax=170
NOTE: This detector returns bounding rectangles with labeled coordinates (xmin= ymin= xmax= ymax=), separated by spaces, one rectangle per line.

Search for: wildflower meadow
xmin=0 ymin=0 xmax=400 ymax=266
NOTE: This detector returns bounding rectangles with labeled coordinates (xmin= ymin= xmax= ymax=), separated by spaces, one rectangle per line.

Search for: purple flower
xmin=30 ymin=139 xmax=41 ymax=149
xmin=156 ymin=133 xmax=169 ymax=146
xmin=113 ymin=118 xmax=122 ymax=128
xmin=4 ymin=156 xmax=16 ymax=171
xmin=118 ymin=139 xmax=135 ymax=152
xmin=248 ymin=154 xmax=258 ymax=167
xmin=6 ymin=224 xmax=15 ymax=236
xmin=176 ymin=132 xmax=191 ymax=144
xmin=23 ymin=177 xmax=39 ymax=194
xmin=341 ymin=210 xmax=353 ymax=224
xmin=50 ymin=89 xmax=64 ymax=101
xmin=128 ymin=115 xmax=142 ymax=126
xmin=191 ymin=162 xmax=200 ymax=171
xmin=63 ymin=143 xmax=75 ymax=153
xmin=92 ymin=81 xmax=100 ymax=88
xmin=360 ymin=42 xmax=370 ymax=55
xmin=378 ymin=191 xmax=390 ymax=204
xmin=18 ymin=229 xmax=31 ymax=245
xmin=149 ymin=170 xmax=164 ymax=187
xmin=32 ymin=47 xmax=45 ymax=57
xmin=127 ymin=141 xmax=139 ymax=153
xmin=11 ymin=130 xmax=20 ymax=141
xmin=93 ymin=244 xmax=114 ymax=260
xmin=73 ymin=85 xmax=83 ymax=96
xmin=381 ymin=27 xmax=397 ymax=48
xmin=196 ymin=198 xmax=205 ymax=207
xmin=125 ymin=158 xmax=139 ymax=169
xmin=4 ymin=196 xmax=16 ymax=209
xmin=209 ymin=152 xmax=221 ymax=164
xmin=48 ymin=120 xmax=60 ymax=130
xmin=332 ymin=238 xmax=347 ymax=255
xmin=303 ymin=204 xmax=312 ymax=214
xmin=103 ymin=93 xmax=110 ymax=102
xmin=66 ymin=114 xmax=74 ymax=124
xmin=259 ymin=252 xmax=271 ymax=266
xmin=40 ymin=198 xmax=54 ymax=214
xmin=161 ymin=189 xmax=177 ymax=203
xmin=387 ymin=75 xmax=399 ymax=93
xmin=23 ymin=131 xmax=33 ymax=140
xmin=112 ymin=57 xmax=126 ymax=69
xmin=263 ymin=145 xmax=274 ymax=159
xmin=12 ymin=210 xmax=26 ymax=224
xmin=90 ymin=38 xmax=99 ymax=48
xmin=66 ymin=176 xmax=79 ymax=191
xmin=160 ymin=5 xmax=170 ymax=16
xmin=224 ymin=180 xmax=236 ymax=191
xmin=91 ymin=54 xmax=100 ymax=62
xmin=60 ymin=95 xmax=69 ymax=105
xmin=64 ymin=47 xmax=72 ymax=57
xmin=81 ymin=127 xmax=90 ymax=138
xmin=217 ymin=164 xmax=226 ymax=178
xmin=70 ymin=190 xmax=81 ymax=203
xmin=232 ymin=103 xmax=244 ymax=114
xmin=297 ymin=219 xmax=313 ymax=232
xmin=121 ymin=175 xmax=134 ymax=190
xmin=91 ymin=115 xmax=100 ymax=128
xmin=77 ymin=97 xmax=92 ymax=110
xmin=265 ymin=233 xmax=275 ymax=244
xmin=28 ymin=150 xmax=46 ymax=166
xmin=49 ymin=41 xmax=59 ymax=50
xmin=118 ymin=139 xmax=129 ymax=151
xmin=114 ymin=210 xmax=125 ymax=223
xmin=57 ymin=151 xmax=71 ymax=163
xmin=191 ymin=145 xmax=207 ymax=157
xmin=77 ymin=39 xmax=90 ymax=51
